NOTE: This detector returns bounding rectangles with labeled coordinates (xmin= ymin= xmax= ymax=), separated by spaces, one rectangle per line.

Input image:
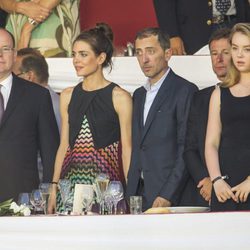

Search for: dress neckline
xmin=80 ymin=82 xmax=114 ymax=93
xmin=227 ymin=88 xmax=250 ymax=99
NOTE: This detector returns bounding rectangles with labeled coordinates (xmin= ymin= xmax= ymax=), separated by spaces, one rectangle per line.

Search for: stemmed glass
xmin=30 ymin=189 xmax=46 ymax=214
xmin=81 ymin=185 xmax=94 ymax=215
xmin=106 ymin=181 xmax=124 ymax=215
xmin=58 ymin=179 xmax=73 ymax=214
xmin=18 ymin=193 xmax=32 ymax=209
xmin=39 ymin=183 xmax=52 ymax=214
xmin=95 ymin=173 xmax=110 ymax=215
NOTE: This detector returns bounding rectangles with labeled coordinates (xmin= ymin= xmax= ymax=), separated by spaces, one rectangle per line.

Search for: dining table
xmin=0 ymin=211 xmax=249 ymax=250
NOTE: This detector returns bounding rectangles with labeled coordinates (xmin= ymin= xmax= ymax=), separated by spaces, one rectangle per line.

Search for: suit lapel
xmin=141 ymin=70 xmax=173 ymax=142
xmin=138 ymin=89 xmax=146 ymax=130
xmin=0 ymin=76 xmax=25 ymax=128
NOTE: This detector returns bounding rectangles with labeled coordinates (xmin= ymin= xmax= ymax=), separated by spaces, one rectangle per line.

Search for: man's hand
xmin=170 ymin=37 xmax=186 ymax=55
xmin=197 ymin=177 xmax=212 ymax=202
xmin=152 ymin=196 xmax=171 ymax=207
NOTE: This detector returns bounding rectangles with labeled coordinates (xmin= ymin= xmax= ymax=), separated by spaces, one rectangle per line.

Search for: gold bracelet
xmin=28 ymin=18 xmax=38 ymax=26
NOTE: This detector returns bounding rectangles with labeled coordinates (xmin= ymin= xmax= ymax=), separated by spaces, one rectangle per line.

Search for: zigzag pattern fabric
xmin=56 ymin=115 xmax=120 ymax=212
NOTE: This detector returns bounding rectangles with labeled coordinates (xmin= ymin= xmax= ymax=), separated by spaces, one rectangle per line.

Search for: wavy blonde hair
xmin=222 ymin=23 xmax=250 ymax=88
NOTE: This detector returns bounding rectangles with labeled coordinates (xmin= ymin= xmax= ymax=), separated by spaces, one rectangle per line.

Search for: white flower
xmin=10 ymin=202 xmax=21 ymax=213
xmin=21 ymin=206 xmax=31 ymax=216
xmin=9 ymin=202 xmax=31 ymax=216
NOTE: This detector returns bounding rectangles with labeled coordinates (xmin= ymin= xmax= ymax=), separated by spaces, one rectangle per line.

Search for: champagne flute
xmin=58 ymin=179 xmax=72 ymax=214
xmin=107 ymin=181 xmax=124 ymax=215
xmin=95 ymin=173 xmax=109 ymax=215
xmin=39 ymin=183 xmax=52 ymax=214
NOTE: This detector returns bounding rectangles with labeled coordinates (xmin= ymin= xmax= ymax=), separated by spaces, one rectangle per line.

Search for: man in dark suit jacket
xmin=179 ymin=28 xmax=232 ymax=206
xmin=126 ymin=27 xmax=198 ymax=210
xmin=153 ymin=0 xmax=250 ymax=54
xmin=0 ymin=28 xmax=59 ymax=202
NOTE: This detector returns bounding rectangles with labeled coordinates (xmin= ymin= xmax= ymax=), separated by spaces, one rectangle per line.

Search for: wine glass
xmin=30 ymin=189 xmax=46 ymax=214
xmin=106 ymin=181 xmax=124 ymax=215
xmin=81 ymin=185 xmax=94 ymax=215
xmin=58 ymin=179 xmax=72 ymax=214
xmin=18 ymin=193 xmax=32 ymax=209
xmin=104 ymin=191 xmax=113 ymax=215
xmin=39 ymin=183 xmax=52 ymax=214
xmin=95 ymin=173 xmax=110 ymax=215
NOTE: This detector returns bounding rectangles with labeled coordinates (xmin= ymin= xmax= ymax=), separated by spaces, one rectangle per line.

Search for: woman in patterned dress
xmin=48 ymin=28 xmax=132 ymax=213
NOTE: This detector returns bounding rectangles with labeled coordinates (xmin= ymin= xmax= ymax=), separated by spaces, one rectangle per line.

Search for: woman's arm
xmin=205 ymin=88 xmax=237 ymax=203
xmin=0 ymin=0 xmax=50 ymax=23
xmin=113 ymin=87 xmax=132 ymax=182
xmin=47 ymin=87 xmax=73 ymax=214
xmin=37 ymin=0 xmax=61 ymax=10
xmin=17 ymin=0 xmax=61 ymax=49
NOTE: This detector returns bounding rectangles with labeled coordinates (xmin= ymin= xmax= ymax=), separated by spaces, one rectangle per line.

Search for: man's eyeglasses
xmin=0 ymin=47 xmax=14 ymax=55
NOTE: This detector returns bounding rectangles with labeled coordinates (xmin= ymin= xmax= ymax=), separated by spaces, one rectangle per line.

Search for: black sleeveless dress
xmin=57 ymin=82 xmax=124 ymax=211
xmin=211 ymin=87 xmax=250 ymax=211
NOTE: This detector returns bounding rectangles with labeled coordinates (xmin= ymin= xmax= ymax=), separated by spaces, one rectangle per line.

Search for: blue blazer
xmin=126 ymin=69 xmax=198 ymax=209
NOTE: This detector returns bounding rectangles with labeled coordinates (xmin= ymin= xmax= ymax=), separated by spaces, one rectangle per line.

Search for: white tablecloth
xmin=0 ymin=212 xmax=250 ymax=250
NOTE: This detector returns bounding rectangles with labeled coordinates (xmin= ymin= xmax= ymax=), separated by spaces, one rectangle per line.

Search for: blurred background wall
xmin=79 ymin=0 xmax=157 ymax=48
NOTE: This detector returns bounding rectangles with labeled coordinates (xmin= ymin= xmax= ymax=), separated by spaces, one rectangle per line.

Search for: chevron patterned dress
xmin=56 ymin=83 xmax=123 ymax=212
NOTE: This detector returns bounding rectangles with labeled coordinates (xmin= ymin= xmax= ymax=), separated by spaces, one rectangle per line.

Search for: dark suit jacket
xmin=179 ymin=86 xmax=215 ymax=206
xmin=126 ymin=69 xmax=198 ymax=210
xmin=153 ymin=0 xmax=250 ymax=54
xmin=0 ymin=74 xmax=60 ymax=202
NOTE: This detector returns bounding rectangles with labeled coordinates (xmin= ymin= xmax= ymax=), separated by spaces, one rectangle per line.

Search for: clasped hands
xmin=214 ymin=177 xmax=250 ymax=203
xmin=22 ymin=0 xmax=51 ymax=24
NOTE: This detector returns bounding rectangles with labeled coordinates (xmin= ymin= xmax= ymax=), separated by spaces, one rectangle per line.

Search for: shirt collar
xmin=0 ymin=73 xmax=13 ymax=91
xmin=144 ymin=68 xmax=170 ymax=92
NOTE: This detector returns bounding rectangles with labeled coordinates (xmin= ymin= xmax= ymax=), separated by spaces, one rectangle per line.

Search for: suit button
xmin=207 ymin=20 xmax=212 ymax=25
xmin=208 ymin=1 xmax=212 ymax=6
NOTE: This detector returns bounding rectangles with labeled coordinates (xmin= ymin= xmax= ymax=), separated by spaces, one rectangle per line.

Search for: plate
xmin=167 ymin=206 xmax=210 ymax=213
xmin=144 ymin=206 xmax=210 ymax=214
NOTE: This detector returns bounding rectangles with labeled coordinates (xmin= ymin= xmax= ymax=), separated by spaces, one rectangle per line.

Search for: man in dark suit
xmin=179 ymin=28 xmax=232 ymax=206
xmin=153 ymin=0 xmax=250 ymax=54
xmin=126 ymin=27 xmax=198 ymax=210
xmin=0 ymin=28 xmax=59 ymax=202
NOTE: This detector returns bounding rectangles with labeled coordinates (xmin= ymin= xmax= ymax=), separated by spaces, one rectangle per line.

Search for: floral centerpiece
xmin=0 ymin=199 xmax=31 ymax=216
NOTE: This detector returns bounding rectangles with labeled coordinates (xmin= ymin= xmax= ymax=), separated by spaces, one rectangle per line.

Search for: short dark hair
xmin=208 ymin=28 xmax=231 ymax=49
xmin=73 ymin=28 xmax=113 ymax=69
xmin=19 ymin=55 xmax=49 ymax=85
xmin=17 ymin=47 xmax=42 ymax=57
xmin=17 ymin=48 xmax=49 ymax=84
xmin=135 ymin=27 xmax=170 ymax=51
xmin=0 ymin=28 xmax=15 ymax=48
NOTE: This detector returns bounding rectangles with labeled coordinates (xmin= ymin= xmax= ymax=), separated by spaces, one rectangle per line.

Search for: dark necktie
xmin=216 ymin=0 xmax=231 ymax=15
xmin=0 ymin=85 xmax=4 ymax=124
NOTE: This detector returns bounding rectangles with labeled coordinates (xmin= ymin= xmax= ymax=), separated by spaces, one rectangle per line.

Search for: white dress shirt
xmin=143 ymin=68 xmax=170 ymax=125
xmin=0 ymin=74 xmax=13 ymax=109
